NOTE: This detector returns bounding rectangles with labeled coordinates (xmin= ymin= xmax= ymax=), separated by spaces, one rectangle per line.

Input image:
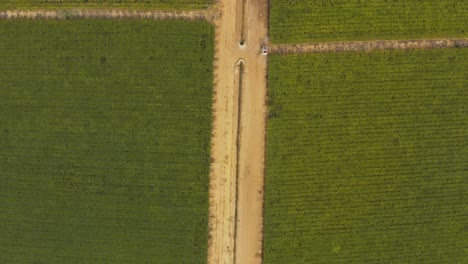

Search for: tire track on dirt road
xmin=271 ymin=38 xmax=468 ymax=54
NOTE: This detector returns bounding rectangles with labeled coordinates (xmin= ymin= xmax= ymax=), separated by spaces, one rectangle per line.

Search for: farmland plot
xmin=265 ymin=49 xmax=467 ymax=263
xmin=269 ymin=0 xmax=468 ymax=43
xmin=0 ymin=0 xmax=213 ymax=10
xmin=0 ymin=20 xmax=214 ymax=263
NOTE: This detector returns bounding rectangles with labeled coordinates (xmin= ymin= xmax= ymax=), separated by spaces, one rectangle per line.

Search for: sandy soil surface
xmin=234 ymin=0 xmax=268 ymax=263
xmin=207 ymin=0 xmax=241 ymax=263
xmin=208 ymin=0 xmax=268 ymax=263
xmin=0 ymin=9 xmax=214 ymax=21
xmin=271 ymin=38 xmax=468 ymax=54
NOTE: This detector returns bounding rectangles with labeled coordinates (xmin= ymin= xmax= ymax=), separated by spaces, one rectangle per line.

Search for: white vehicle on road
xmin=261 ymin=46 xmax=269 ymax=56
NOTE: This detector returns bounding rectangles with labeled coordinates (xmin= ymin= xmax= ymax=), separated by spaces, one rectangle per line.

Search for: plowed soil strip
xmin=271 ymin=39 xmax=468 ymax=54
xmin=0 ymin=9 xmax=216 ymax=21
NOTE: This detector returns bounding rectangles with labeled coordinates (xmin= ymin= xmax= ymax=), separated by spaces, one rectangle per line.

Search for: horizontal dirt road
xmin=271 ymin=38 xmax=468 ymax=54
xmin=0 ymin=9 xmax=216 ymax=21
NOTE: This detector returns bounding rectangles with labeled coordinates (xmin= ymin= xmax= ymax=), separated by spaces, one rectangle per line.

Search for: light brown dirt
xmin=234 ymin=0 xmax=268 ymax=263
xmin=207 ymin=0 xmax=241 ymax=263
xmin=0 ymin=9 xmax=216 ymax=21
xmin=271 ymin=38 xmax=468 ymax=54
xmin=208 ymin=0 xmax=268 ymax=263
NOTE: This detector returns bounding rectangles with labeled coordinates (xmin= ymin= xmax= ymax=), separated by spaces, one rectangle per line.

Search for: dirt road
xmin=271 ymin=38 xmax=468 ymax=54
xmin=207 ymin=0 xmax=242 ymax=263
xmin=0 ymin=9 xmax=215 ymax=20
xmin=234 ymin=0 xmax=268 ymax=263
xmin=208 ymin=0 xmax=268 ymax=263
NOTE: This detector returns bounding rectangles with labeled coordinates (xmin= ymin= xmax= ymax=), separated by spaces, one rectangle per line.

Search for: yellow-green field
xmin=269 ymin=0 xmax=468 ymax=43
xmin=0 ymin=19 xmax=214 ymax=263
xmin=265 ymin=48 xmax=467 ymax=263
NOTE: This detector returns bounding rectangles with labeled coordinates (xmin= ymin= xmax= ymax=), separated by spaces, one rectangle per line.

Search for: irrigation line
xmin=271 ymin=38 xmax=468 ymax=54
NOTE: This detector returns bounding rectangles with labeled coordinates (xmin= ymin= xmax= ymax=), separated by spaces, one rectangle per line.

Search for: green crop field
xmin=0 ymin=0 xmax=213 ymax=10
xmin=264 ymin=48 xmax=467 ymax=263
xmin=269 ymin=0 xmax=468 ymax=43
xmin=0 ymin=20 xmax=213 ymax=263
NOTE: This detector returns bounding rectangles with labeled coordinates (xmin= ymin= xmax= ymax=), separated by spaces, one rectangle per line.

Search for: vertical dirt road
xmin=208 ymin=0 xmax=268 ymax=263
xmin=234 ymin=0 xmax=268 ymax=263
xmin=208 ymin=0 xmax=241 ymax=263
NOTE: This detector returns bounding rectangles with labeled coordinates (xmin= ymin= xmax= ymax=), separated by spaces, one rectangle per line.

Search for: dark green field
xmin=0 ymin=0 xmax=213 ymax=10
xmin=0 ymin=20 xmax=213 ymax=263
xmin=269 ymin=0 xmax=468 ymax=43
xmin=264 ymin=48 xmax=467 ymax=263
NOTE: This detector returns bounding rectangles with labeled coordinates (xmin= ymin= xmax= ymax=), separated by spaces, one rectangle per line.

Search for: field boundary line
xmin=271 ymin=39 xmax=468 ymax=54
xmin=0 ymin=9 xmax=219 ymax=22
